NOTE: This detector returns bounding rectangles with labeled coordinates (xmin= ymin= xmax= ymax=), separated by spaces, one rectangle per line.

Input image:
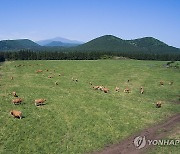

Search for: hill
xmin=0 ymin=39 xmax=40 ymax=51
xmin=45 ymin=41 xmax=80 ymax=47
xmin=0 ymin=35 xmax=179 ymax=54
xmin=73 ymin=35 xmax=140 ymax=52
xmin=36 ymin=37 xmax=84 ymax=46
xmin=127 ymin=37 xmax=180 ymax=53
xmin=73 ymin=35 xmax=180 ymax=54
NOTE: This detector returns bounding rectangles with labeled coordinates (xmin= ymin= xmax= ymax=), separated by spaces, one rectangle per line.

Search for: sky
xmin=0 ymin=0 xmax=179 ymax=47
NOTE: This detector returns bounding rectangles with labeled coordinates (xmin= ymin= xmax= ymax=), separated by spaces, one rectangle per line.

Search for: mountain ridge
xmin=36 ymin=37 xmax=84 ymax=46
xmin=0 ymin=35 xmax=179 ymax=54
xmin=45 ymin=41 xmax=80 ymax=47
xmin=73 ymin=35 xmax=180 ymax=53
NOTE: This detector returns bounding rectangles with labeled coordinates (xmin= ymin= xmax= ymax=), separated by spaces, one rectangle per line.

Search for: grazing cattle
xmin=124 ymin=88 xmax=130 ymax=93
xmin=89 ymin=82 xmax=93 ymax=85
xmin=160 ymin=81 xmax=164 ymax=86
xmin=58 ymin=74 xmax=61 ymax=76
xmin=140 ymin=86 xmax=144 ymax=94
xmin=46 ymin=69 xmax=49 ymax=72
xmin=35 ymin=99 xmax=46 ymax=106
xmin=12 ymin=98 xmax=23 ymax=105
xmin=10 ymin=110 xmax=22 ymax=119
xmin=98 ymin=86 xmax=104 ymax=91
xmin=72 ymin=77 xmax=78 ymax=82
xmin=48 ymin=76 xmax=53 ymax=78
xmin=55 ymin=81 xmax=58 ymax=85
xmin=93 ymin=86 xmax=99 ymax=90
xmin=12 ymin=91 xmax=18 ymax=97
xmin=11 ymin=77 xmax=14 ymax=80
xmin=36 ymin=70 xmax=43 ymax=73
xmin=127 ymin=79 xmax=130 ymax=83
xmin=115 ymin=87 xmax=120 ymax=92
xmin=169 ymin=81 xmax=173 ymax=85
xmin=156 ymin=101 xmax=162 ymax=108
xmin=103 ymin=87 xmax=109 ymax=93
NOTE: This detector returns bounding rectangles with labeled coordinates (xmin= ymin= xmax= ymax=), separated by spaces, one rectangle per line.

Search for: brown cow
xmin=12 ymin=91 xmax=18 ymax=97
xmin=160 ymin=81 xmax=164 ymax=86
xmin=93 ymin=86 xmax=99 ymax=90
xmin=124 ymin=88 xmax=130 ymax=93
xmin=156 ymin=101 xmax=162 ymax=108
xmin=10 ymin=110 xmax=22 ymax=119
xmin=98 ymin=86 xmax=104 ymax=91
xmin=169 ymin=81 xmax=173 ymax=85
xmin=35 ymin=99 xmax=46 ymax=106
xmin=12 ymin=98 xmax=23 ymax=105
xmin=72 ymin=77 xmax=78 ymax=82
xmin=140 ymin=86 xmax=144 ymax=94
xmin=115 ymin=87 xmax=120 ymax=92
xmin=36 ymin=70 xmax=43 ymax=73
xmin=103 ymin=87 xmax=109 ymax=93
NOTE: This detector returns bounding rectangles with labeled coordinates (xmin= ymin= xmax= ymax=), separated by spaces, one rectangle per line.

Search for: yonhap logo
xmin=134 ymin=136 xmax=146 ymax=149
xmin=134 ymin=136 xmax=180 ymax=149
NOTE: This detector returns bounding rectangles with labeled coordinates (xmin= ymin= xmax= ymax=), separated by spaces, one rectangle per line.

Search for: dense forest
xmin=0 ymin=54 xmax=5 ymax=62
xmin=0 ymin=50 xmax=180 ymax=61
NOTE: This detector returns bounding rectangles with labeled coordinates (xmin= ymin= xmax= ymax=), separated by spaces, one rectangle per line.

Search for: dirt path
xmin=92 ymin=114 xmax=180 ymax=154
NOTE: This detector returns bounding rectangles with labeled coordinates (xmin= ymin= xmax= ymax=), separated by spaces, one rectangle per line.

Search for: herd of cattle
xmin=10 ymin=91 xmax=47 ymax=119
xmin=8 ymin=66 xmax=174 ymax=119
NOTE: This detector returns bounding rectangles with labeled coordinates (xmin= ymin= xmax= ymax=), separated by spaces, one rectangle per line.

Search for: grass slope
xmin=148 ymin=124 xmax=180 ymax=154
xmin=0 ymin=60 xmax=180 ymax=153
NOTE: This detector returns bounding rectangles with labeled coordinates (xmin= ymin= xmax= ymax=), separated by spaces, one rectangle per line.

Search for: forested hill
xmin=0 ymin=35 xmax=180 ymax=54
xmin=127 ymin=37 xmax=180 ymax=53
xmin=73 ymin=35 xmax=140 ymax=52
xmin=0 ymin=39 xmax=40 ymax=50
xmin=73 ymin=35 xmax=180 ymax=54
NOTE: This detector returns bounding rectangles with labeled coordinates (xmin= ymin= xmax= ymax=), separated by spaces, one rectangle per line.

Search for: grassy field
xmin=0 ymin=60 xmax=179 ymax=154
xmin=148 ymin=123 xmax=180 ymax=154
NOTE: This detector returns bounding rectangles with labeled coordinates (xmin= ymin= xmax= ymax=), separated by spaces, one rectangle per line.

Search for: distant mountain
xmin=73 ymin=35 xmax=180 ymax=54
xmin=45 ymin=41 xmax=80 ymax=47
xmin=0 ymin=39 xmax=40 ymax=51
xmin=36 ymin=37 xmax=84 ymax=46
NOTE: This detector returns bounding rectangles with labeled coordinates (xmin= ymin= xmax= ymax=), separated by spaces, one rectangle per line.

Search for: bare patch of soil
xmin=92 ymin=114 xmax=180 ymax=154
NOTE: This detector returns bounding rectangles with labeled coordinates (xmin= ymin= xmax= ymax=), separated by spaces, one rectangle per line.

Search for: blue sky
xmin=0 ymin=0 xmax=179 ymax=47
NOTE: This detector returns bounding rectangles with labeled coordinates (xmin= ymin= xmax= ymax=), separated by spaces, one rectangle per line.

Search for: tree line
xmin=0 ymin=50 xmax=180 ymax=61
xmin=0 ymin=53 xmax=5 ymax=62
